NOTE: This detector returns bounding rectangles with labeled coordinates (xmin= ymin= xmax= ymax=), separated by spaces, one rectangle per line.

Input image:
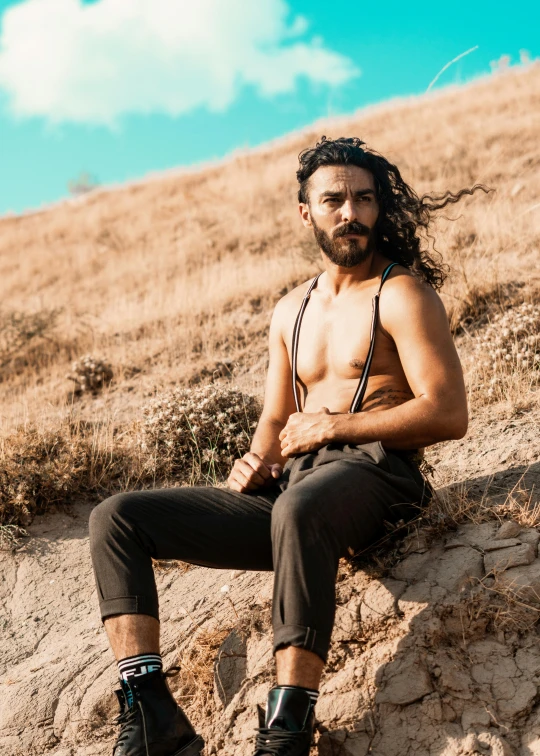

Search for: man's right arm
xmin=227 ymin=297 xmax=297 ymax=493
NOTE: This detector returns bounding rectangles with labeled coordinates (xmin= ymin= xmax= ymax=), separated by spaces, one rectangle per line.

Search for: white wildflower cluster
xmin=67 ymin=354 xmax=113 ymax=393
xmin=141 ymin=384 xmax=260 ymax=483
xmin=469 ymin=302 xmax=540 ymax=398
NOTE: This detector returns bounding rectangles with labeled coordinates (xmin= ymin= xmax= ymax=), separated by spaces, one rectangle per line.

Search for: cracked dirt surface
xmin=2 ymin=406 xmax=540 ymax=756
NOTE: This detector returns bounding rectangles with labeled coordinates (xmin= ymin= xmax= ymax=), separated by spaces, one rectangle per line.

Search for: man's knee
xmin=271 ymin=488 xmax=324 ymax=542
xmin=89 ymin=492 xmax=134 ymax=551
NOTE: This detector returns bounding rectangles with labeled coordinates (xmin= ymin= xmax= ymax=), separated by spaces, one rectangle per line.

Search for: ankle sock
xmin=118 ymin=653 xmax=163 ymax=684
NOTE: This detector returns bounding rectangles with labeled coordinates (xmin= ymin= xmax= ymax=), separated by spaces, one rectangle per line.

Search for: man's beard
xmin=311 ymin=218 xmax=377 ymax=268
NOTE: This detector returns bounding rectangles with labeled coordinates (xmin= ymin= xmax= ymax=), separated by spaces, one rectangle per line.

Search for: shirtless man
xmin=89 ymin=136 xmax=478 ymax=756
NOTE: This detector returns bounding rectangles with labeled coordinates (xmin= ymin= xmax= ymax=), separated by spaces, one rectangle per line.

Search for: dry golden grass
xmin=171 ymin=625 xmax=233 ymax=723
xmin=0 ymin=64 xmax=539 ymax=527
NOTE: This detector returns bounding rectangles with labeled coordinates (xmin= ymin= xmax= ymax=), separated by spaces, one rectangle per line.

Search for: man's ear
xmin=298 ymin=202 xmax=312 ymax=229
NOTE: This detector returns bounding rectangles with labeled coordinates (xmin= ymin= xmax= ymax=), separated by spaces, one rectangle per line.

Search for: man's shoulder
xmin=380 ymin=264 xmax=441 ymax=305
xmin=273 ymin=276 xmax=319 ymax=316
xmin=379 ymin=264 xmax=447 ymax=334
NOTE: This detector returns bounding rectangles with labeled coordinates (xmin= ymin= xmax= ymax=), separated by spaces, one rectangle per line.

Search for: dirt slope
xmin=2 ymin=406 xmax=540 ymax=755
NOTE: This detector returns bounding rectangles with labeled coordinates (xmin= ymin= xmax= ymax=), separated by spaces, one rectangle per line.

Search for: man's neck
xmin=318 ymin=252 xmax=386 ymax=296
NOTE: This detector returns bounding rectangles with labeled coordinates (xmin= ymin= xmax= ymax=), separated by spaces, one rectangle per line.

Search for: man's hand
xmin=227 ymin=452 xmax=283 ymax=493
xmin=279 ymin=407 xmax=335 ymax=457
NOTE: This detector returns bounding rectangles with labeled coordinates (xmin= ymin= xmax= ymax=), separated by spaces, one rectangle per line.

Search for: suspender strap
xmin=290 ymin=262 xmax=398 ymax=414
xmin=291 ymin=274 xmax=322 ymax=412
xmin=349 ymin=262 xmax=399 ymax=413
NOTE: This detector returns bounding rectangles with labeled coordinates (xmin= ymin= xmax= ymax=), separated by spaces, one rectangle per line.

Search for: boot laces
xmin=255 ymin=727 xmax=307 ymax=755
xmin=113 ymin=700 xmax=150 ymax=756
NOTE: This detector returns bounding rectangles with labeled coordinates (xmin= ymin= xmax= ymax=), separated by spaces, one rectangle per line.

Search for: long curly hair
xmin=297 ymin=136 xmax=491 ymax=290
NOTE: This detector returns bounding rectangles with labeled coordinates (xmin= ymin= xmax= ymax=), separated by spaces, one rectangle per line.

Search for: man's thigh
xmin=102 ymin=483 xmax=280 ymax=571
xmin=278 ymin=456 xmax=424 ymax=556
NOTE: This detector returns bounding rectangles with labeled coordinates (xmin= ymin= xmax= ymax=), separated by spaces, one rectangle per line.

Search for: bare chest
xmin=291 ymin=292 xmax=397 ymax=387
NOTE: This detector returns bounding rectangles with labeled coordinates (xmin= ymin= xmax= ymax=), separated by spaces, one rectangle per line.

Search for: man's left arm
xmin=280 ymin=276 xmax=468 ymax=455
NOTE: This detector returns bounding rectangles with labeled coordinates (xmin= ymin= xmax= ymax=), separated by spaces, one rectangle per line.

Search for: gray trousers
xmin=89 ymin=442 xmax=429 ymax=662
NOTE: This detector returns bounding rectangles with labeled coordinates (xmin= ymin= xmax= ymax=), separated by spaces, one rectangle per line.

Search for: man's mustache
xmin=333 ymin=222 xmax=371 ymax=239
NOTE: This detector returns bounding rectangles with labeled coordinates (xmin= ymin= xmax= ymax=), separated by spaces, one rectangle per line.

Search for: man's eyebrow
xmin=319 ymin=188 xmax=376 ymax=198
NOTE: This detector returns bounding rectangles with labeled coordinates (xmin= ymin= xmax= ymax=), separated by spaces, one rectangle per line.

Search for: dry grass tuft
xmin=464 ymin=575 xmax=540 ymax=635
xmin=140 ymin=384 xmax=260 ymax=485
xmin=0 ymin=421 xmax=129 ymax=527
xmin=172 ymin=625 xmax=233 ymax=722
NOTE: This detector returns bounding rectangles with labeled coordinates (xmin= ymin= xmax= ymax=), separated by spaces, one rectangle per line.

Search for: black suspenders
xmin=291 ymin=273 xmax=322 ymax=412
xmin=291 ymin=262 xmax=399 ymax=414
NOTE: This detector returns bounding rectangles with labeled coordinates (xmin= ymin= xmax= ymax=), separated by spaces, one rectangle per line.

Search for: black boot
xmin=112 ymin=668 xmax=204 ymax=756
xmin=254 ymin=686 xmax=314 ymax=756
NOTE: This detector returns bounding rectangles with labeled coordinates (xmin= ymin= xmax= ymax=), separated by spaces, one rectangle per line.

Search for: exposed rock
xmin=459 ymin=521 xmax=497 ymax=548
xmin=214 ymin=629 xmax=247 ymax=708
xmin=519 ymin=529 xmax=540 ymax=552
xmin=376 ymin=651 xmax=433 ymax=705
xmin=497 ymin=680 xmax=537 ymax=719
xmin=434 ymin=651 xmax=474 ymax=700
xmin=246 ymin=633 xmax=273 ymax=679
xmin=317 ymin=729 xmax=371 ymax=756
xmin=391 ymin=549 xmax=435 ymax=582
xmin=333 ymin=597 xmax=362 ymax=641
xmin=360 ymin=579 xmax=406 ymax=625
xmin=484 ymin=543 xmax=535 ymax=573
xmin=427 ymin=546 xmax=484 ymax=593
xmin=499 ymin=560 xmax=540 ymax=602
xmin=461 ymin=704 xmax=492 ymax=730
xmin=495 ymin=521 xmax=522 ymax=540
xmin=316 ymin=690 xmax=365 ymax=725
xmin=483 ymin=538 xmax=523 ymax=551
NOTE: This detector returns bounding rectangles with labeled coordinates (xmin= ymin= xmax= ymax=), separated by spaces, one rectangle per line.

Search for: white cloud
xmin=0 ymin=0 xmax=359 ymax=126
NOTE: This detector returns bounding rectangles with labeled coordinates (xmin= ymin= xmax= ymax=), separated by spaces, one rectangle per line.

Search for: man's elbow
xmin=442 ymin=408 xmax=468 ymax=441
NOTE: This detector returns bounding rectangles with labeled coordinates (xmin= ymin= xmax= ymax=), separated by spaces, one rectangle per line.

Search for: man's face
xmin=299 ymin=165 xmax=380 ymax=268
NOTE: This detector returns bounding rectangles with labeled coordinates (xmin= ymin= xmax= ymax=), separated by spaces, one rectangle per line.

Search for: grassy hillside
xmin=0 ymin=63 xmax=539 ymax=530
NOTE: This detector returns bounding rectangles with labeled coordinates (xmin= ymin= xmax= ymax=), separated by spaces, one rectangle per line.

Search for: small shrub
xmin=465 ymin=301 xmax=540 ymax=403
xmin=67 ymin=354 xmax=114 ymax=393
xmin=140 ymin=384 xmax=260 ymax=484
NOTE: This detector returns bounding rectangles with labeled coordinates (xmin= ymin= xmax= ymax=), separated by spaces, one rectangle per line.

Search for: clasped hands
xmin=227 ymin=408 xmax=335 ymax=493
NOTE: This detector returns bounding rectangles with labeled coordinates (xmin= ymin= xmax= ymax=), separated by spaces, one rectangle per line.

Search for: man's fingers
xmin=243 ymin=452 xmax=272 ymax=480
xmin=227 ymin=478 xmax=244 ymax=493
xmin=230 ymin=467 xmax=258 ymax=491
xmin=270 ymin=463 xmax=283 ymax=479
xmin=278 ymin=427 xmax=287 ymax=441
xmin=235 ymin=459 xmax=267 ymax=487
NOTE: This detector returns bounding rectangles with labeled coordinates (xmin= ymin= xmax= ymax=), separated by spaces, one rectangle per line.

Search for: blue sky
xmin=0 ymin=0 xmax=538 ymax=216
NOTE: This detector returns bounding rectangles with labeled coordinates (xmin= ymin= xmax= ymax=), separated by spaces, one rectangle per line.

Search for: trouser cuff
xmin=273 ymin=624 xmax=329 ymax=664
xmin=99 ymin=596 xmax=159 ymax=622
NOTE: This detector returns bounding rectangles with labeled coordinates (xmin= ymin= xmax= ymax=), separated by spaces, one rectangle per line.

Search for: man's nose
xmin=340 ymin=200 xmax=360 ymax=222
